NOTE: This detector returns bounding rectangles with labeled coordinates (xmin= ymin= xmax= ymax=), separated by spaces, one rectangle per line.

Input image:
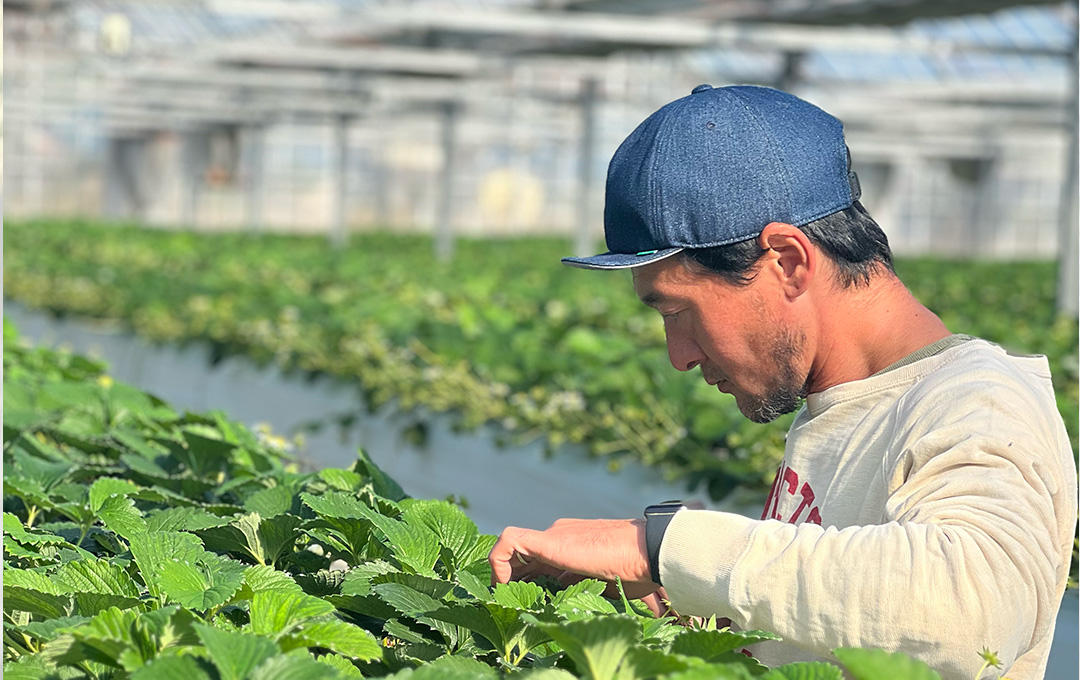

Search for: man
xmin=488 ymin=85 xmax=1078 ymax=680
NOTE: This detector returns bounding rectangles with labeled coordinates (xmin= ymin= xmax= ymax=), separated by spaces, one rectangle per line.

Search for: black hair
xmin=680 ymin=201 xmax=894 ymax=288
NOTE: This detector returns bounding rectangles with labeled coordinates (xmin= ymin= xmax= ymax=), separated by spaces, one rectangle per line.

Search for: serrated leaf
xmin=319 ymin=469 xmax=363 ymax=492
xmin=4 ymin=567 xmax=68 ymax=594
xmin=527 ymin=615 xmax=640 ymax=680
xmin=670 ymin=628 xmax=782 ymax=662
xmin=283 ymin=618 xmax=382 ymax=661
xmin=340 ymin=560 xmax=399 ymax=597
xmin=492 ymin=581 xmax=545 ymax=611
xmin=12 ymin=449 xmax=74 ymax=490
xmin=3 ymin=586 xmax=72 ymax=618
xmin=619 ymin=646 xmax=697 ymax=677
xmin=88 ymin=478 xmax=141 ymax=513
xmin=194 ymin=623 xmax=280 ymax=680
xmin=318 ymin=653 xmax=365 ymax=678
xmin=399 ymin=654 xmax=499 ymax=679
xmin=3 ymin=512 xmax=67 ymax=545
xmin=833 ymin=648 xmax=943 ymax=680
xmin=197 ymin=512 xmax=302 ymax=567
xmin=761 ymin=662 xmax=845 ymax=680
xmin=53 ymin=558 xmax=142 ymax=614
xmin=352 ymin=448 xmax=407 ymax=502
xmin=158 ymin=553 xmax=246 ymax=610
xmin=129 ymin=531 xmax=205 ymax=598
xmin=244 ymin=485 xmax=299 ymax=518
xmin=372 ymin=582 xmax=443 ymax=619
xmin=53 ymin=558 xmax=141 ymax=598
xmin=454 ymin=569 xmax=493 ymax=602
xmin=22 ymin=615 xmax=91 ymax=642
xmin=96 ymin=494 xmax=147 ymax=539
xmin=660 ymin=664 xmax=756 ymax=680
xmin=145 ymin=506 xmax=231 ymax=532
xmin=236 ymin=564 xmax=305 ymax=598
xmin=129 ymin=653 xmax=215 ymax=680
xmin=300 ymin=491 xmax=370 ymax=519
xmin=179 ymin=429 xmax=235 ymax=478
xmin=355 ymin=504 xmax=440 ymax=577
xmin=295 ymin=568 xmax=347 ymax=597
xmin=400 ymin=500 xmax=478 ymax=566
xmin=251 ymin=649 xmax=339 ymax=680
xmin=250 ymin=589 xmax=336 ymax=638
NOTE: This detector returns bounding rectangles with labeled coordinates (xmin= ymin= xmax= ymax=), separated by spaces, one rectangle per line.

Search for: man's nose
xmin=667 ymin=335 xmax=703 ymax=372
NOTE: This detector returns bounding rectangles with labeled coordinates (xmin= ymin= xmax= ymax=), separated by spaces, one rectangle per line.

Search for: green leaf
xmin=129 ymin=531 xmax=206 ymax=598
xmin=527 ymin=615 xmax=640 ymax=680
xmin=250 ymin=589 xmax=336 ymax=639
xmin=194 ymin=623 xmax=280 ymax=680
xmin=319 ymin=469 xmax=363 ymax=492
xmin=88 ymin=478 xmax=141 ymax=513
xmin=400 ymin=500 xmax=479 ymax=567
xmin=235 ymin=564 xmax=305 ymax=599
xmin=300 ymin=491 xmax=370 ymax=519
xmin=340 ymin=560 xmax=399 ymax=596
xmin=492 ymin=581 xmax=545 ymax=611
xmin=318 ymin=654 xmax=364 ymax=678
xmin=244 ymin=484 xmax=299 ymax=518
xmin=372 ymin=582 xmax=443 ymax=619
xmin=96 ymin=493 xmax=147 ymax=539
xmin=3 ymin=512 xmax=67 ymax=545
xmin=130 ymin=653 xmax=215 ymax=680
xmin=454 ymin=569 xmax=493 ymax=603
xmin=251 ymin=650 xmax=341 ymax=680
xmin=4 ymin=567 xmax=68 ymax=594
xmin=22 ymin=615 xmax=92 ymax=642
xmin=178 ymin=429 xmax=236 ymax=478
xmin=53 ymin=558 xmax=142 ymax=614
xmin=12 ymin=448 xmax=74 ymax=490
xmin=145 ymin=506 xmax=231 ymax=532
xmin=761 ymin=662 xmax=844 ymax=680
xmin=282 ymin=618 xmax=382 ymax=661
xmin=157 ymin=553 xmax=246 ymax=610
xmin=356 ymin=504 xmax=440 ymax=576
xmin=353 ymin=448 xmax=407 ymax=502
xmin=197 ymin=512 xmax=302 ymax=567
xmin=660 ymin=664 xmax=756 ymax=680
xmin=670 ymin=628 xmax=782 ymax=662
xmin=3 ymin=586 xmax=72 ymax=619
xmin=833 ymin=648 xmax=943 ymax=680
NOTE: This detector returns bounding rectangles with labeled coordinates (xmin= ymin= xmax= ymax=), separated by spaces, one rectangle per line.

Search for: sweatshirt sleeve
xmin=658 ymin=393 xmax=1075 ymax=680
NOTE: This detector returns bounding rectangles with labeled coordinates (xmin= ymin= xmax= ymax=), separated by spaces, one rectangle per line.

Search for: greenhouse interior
xmin=3 ymin=0 xmax=1079 ymax=678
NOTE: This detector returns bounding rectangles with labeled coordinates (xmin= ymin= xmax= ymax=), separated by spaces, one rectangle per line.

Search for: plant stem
xmin=975 ymin=660 xmax=991 ymax=680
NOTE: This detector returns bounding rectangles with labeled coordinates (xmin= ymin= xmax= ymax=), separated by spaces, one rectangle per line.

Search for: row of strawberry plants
xmin=3 ymin=318 xmax=993 ymax=679
xmin=4 ymin=220 xmax=1076 ymax=503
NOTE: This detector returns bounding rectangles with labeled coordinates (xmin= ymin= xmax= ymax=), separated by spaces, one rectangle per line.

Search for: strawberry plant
xmin=3 ymin=220 xmax=1076 ymax=503
xmin=3 ymin=320 xmax=983 ymax=679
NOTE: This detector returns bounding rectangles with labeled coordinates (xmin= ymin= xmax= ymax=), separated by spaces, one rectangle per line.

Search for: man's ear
xmin=758 ymin=222 xmax=815 ymax=299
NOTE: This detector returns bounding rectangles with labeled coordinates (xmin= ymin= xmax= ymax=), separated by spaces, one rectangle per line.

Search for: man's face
xmin=632 ymin=256 xmax=809 ymax=423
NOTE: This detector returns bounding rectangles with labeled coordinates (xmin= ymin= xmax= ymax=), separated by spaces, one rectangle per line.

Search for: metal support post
xmin=436 ymin=101 xmax=460 ymax=262
xmin=574 ymin=77 xmax=599 ymax=258
xmin=1056 ymin=40 xmax=1079 ymax=316
xmin=331 ymin=114 xmax=350 ymax=249
xmin=181 ymin=131 xmax=206 ymax=229
xmin=245 ymin=122 xmax=266 ymax=231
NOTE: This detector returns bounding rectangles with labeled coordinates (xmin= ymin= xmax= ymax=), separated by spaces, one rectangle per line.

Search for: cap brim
xmin=561 ymin=247 xmax=684 ymax=270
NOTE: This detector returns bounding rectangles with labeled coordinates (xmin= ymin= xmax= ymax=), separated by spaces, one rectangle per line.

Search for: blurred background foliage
xmin=5 ymin=220 xmax=1076 ymax=500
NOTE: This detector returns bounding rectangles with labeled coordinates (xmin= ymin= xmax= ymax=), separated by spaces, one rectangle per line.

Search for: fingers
xmin=489 ymin=526 xmax=539 ymax=585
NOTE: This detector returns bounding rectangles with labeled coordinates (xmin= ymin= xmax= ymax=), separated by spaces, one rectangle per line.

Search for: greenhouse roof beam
xmin=319 ymin=7 xmax=1069 ymax=57
xmin=210 ymin=43 xmax=489 ymax=78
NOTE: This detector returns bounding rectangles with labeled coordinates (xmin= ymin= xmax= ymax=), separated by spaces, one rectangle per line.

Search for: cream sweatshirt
xmin=659 ymin=338 xmax=1078 ymax=680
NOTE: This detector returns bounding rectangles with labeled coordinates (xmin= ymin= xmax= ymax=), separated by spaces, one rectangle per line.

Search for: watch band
xmin=644 ymin=501 xmax=686 ymax=587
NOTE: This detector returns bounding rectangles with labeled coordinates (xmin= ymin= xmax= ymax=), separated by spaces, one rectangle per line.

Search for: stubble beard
xmin=742 ymin=326 xmax=810 ymax=424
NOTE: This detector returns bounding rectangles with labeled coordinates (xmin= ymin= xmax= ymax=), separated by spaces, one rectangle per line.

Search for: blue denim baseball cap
xmin=562 ymin=84 xmax=861 ymax=270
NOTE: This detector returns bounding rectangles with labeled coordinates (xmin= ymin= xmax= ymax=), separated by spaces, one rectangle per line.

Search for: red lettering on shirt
xmin=762 ymin=462 xmax=822 ymax=525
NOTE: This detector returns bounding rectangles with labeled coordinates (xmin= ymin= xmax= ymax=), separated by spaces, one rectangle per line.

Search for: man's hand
xmin=488 ymin=518 xmax=659 ymax=600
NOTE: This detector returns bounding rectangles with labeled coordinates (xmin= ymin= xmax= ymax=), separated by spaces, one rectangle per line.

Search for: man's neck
xmin=806 ymin=275 xmax=952 ymax=394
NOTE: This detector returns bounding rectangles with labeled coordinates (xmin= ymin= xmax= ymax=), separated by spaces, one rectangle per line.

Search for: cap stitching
xmin=725 ymin=88 xmax=796 ymax=223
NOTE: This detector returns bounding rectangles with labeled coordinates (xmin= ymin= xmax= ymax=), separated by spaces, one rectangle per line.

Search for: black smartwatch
xmin=644 ymin=500 xmax=687 ymax=587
